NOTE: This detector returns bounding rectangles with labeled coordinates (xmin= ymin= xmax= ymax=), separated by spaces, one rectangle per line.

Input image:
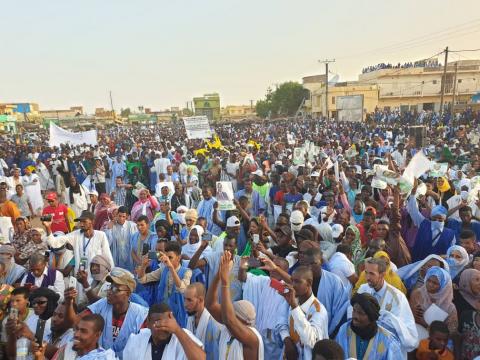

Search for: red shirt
xmin=82 ymin=308 xmax=147 ymax=340
xmin=42 ymin=204 xmax=69 ymax=233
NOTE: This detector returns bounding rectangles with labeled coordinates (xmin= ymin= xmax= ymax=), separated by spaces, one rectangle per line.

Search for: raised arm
xmin=205 ymin=264 xmax=222 ymax=324
xmin=219 ymin=252 xmax=259 ymax=354
xmin=406 ymin=179 xmax=426 ymax=228
xmin=212 ymin=202 xmax=226 ymax=229
xmin=187 ymin=240 xmax=208 ymax=270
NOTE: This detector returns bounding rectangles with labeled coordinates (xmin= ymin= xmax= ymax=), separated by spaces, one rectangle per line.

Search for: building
xmin=359 ymin=59 xmax=480 ymax=112
xmin=307 ymin=80 xmax=379 ymax=119
xmin=221 ymin=105 xmax=256 ymax=120
xmin=0 ymin=103 xmax=40 ymax=116
xmin=193 ymin=93 xmax=220 ymax=121
xmin=95 ymin=108 xmax=115 ymax=118
xmin=40 ymin=106 xmax=84 ymax=119
xmin=0 ymin=115 xmax=17 ymax=133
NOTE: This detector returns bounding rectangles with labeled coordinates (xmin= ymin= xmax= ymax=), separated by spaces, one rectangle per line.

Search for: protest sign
xmin=183 ymin=116 xmax=213 ymax=139
xmin=403 ymin=151 xmax=432 ymax=184
xmin=287 ymin=133 xmax=295 ymax=145
xmin=429 ymin=162 xmax=449 ymax=178
xmin=293 ymin=148 xmax=305 ymax=165
xmin=216 ymin=182 xmax=235 ymax=210
xmin=49 ymin=123 xmax=97 ymax=147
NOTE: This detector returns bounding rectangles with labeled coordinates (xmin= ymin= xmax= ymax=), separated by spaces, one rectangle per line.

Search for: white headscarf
xmin=181 ymin=225 xmax=205 ymax=259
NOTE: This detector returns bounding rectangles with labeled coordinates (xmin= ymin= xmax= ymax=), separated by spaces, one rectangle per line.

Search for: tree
xmin=255 ymin=82 xmax=308 ymax=118
xmin=120 ymin=108 xmax=131 ymax=117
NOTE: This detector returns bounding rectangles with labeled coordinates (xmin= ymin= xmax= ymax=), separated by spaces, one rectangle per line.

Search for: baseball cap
xmin=74 ymin=210 xmax=95 ymax=222
xmin=226 ymin=216 xmax=241 ymax=228
xmin=331 ymin=224 xmax=344 ymax=239
xmin=252 ymin=169 xmax=263 ymax=177
xmin=106 ymin=267 xmax=136 ymax=292
xmin=46 ymin=193 xmax=57 ymax=201
xmin=290 ymin=210 xmax=304 ymax=232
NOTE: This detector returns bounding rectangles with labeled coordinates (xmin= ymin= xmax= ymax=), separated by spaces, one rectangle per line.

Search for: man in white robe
xmin=22 ymin=167 xmax=43 ymax=215
xmin=184 ymin=283 xmax=221 ymax=360
xmin=355 ymin=257 xmax=418 ymax=357
xmin=105 ymin=206 xmax=137 ymax=269
xmin=123 ymin=303 xmax=205 ymax=360
xmin=239 ymin=257 xmax=290 ymax=360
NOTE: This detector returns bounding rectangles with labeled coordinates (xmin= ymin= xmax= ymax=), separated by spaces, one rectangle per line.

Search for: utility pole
xmin=439 ymin=47 xmax=449 ymax=117
xmin=109 ymin=90 xmax=115 ymax=119
xmin=318 ymin=59 xmax=335 ymax=120
xmin=451 ymin=61 xmax=458 ymax=121
xmin=250 ymin=100 xmax=254 ymax=111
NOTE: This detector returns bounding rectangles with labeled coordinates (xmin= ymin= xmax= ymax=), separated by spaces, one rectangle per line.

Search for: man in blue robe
xmin=302 ymin=247 xmax=350 ymax=336
xmin=446 ymin=205 xmax=480 ymax=244
xmin=336 ymin=293 xmax=401 ymax=360
xmin=407 ymin=194 xmax=455 ymax=262
xmin=197 ymin=186 xmax=221 ymax=235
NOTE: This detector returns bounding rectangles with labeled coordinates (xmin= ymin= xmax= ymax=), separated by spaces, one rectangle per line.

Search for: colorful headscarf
xmin=419 ymin=266 xmax=453 ymax=312
xmin=437 ymin=177 xmax=451 ymax=193
xmin=459 ymin=269 xmax=480 ymax=311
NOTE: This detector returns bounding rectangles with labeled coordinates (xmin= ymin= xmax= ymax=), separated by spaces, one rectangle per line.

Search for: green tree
xmin=255 ymin=82 xmax=308 ymax=118
xmin=120 ymin=108 xmax=131 ymax=117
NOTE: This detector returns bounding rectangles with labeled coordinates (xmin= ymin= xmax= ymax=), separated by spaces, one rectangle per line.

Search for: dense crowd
xmin=1 ymin=113 xmax=480 ymax=359
xmin=362 ymin=60 xmax=441 ymax=74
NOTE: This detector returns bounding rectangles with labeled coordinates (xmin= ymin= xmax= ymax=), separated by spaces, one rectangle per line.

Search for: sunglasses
xmin=32 ymin=300 xmax=47 ymax=306
xmin=108 ymin=285 xmax=129 ymax=294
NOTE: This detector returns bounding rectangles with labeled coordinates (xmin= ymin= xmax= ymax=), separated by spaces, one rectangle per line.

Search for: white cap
xmin=226 ymin=216 xmax=241 ymax=227
xmin=290 ymin=210 xmax=304 ymax=232
xmin=331 ymin=224 xmax=344 ymax=239
xmin=252 ymin=169 xmax=263 ymax=177
xmin=310 ymin=171 xmax=320 ymax=177
xmin=89 ymin=190 xmax=99 ymax=197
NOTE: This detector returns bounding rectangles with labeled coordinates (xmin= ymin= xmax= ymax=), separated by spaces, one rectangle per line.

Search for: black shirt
xmin=150 ymin=335 xmax=172 ymax=360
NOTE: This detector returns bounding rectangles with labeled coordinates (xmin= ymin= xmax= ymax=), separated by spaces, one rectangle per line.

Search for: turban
xmin=431 ymin=205 xmax=448 ymax=219
xmin=91 ymin=254 xmax=112 ymax=272
xmin=351 ymin=293 xmax=380 ymax=322
xmin=0 ymin=245 xmax=15 ymax=256
xmin=233 ymin=300 xmax=256 ymax=326
xmin=29 ymin=287 xmax=60 ymax=320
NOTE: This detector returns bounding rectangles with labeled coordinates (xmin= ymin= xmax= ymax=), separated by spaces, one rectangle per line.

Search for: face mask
xmin=431 ymin=220 xmax=444 ymax=233
xmin=177 ymin=214 xmax=186 ymax=225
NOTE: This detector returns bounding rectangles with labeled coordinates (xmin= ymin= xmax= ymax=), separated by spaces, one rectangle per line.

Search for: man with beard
xmin=123 ymin=303 xmax=205 ymax=360
xmin=41 ymin=302 xmax=75 ymax=358
xmin=336 ymin=293 xmax=401 ymax=359
xmin=76 ymin=254 xmax=112 ymax=306
xmin=44 ymin=210 xmax=114 ymax=274
xmin=63 ymin=267 xmax=149 ymax=358
xmin=356 ymin=257 xmax=418 ymax=357
xmin=184 ymin=283 xmax=221 ymax=360
xmin=45 ymin=314 xmax=116 ymax=360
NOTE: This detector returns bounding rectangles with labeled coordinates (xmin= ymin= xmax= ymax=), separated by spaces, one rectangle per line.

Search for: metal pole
xmin=451 ymin=61 xmax=458 ymax=122
xmin=439 ymin=47 xmax=449 ymax=117
xmin=318 ymin=59 xmax=335 ymax=120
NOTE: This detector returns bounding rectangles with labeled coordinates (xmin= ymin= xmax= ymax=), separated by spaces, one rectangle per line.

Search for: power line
xmin=450 ymin=48 xmax=480 ymax=52
xmin=335 ymin=19 xmax=480 ymax=60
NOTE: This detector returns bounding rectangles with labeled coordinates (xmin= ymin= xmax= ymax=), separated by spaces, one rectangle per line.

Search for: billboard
xmin=337 ymin=95 xmax=364 ymax=122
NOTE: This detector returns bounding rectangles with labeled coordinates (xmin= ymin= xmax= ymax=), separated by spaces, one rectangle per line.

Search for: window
xmin=332 ymin=96 xmax=335 ymax=104
xmin=458 ymin=79 xmax=462 ymax=83
xmin=433 ymin=80 xmax=437 ymax=84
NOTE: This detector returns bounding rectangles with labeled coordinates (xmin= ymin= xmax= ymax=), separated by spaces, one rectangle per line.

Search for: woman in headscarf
xmin=353 ymin=251 xmax=407 ymax=294
xmin=446 ymin=245 xmax=469 ymax=281
xmin=12 ymin=227 xmax=48 ymax=268
xmin=317 ymin=221 xmax=336 ymax=261
xmin=342 ymin=225 xmax=364 ymax=270
xmin=130 ymin=188 xmax=159 ymax=222
xmin=436 ymin=176 xmax=455 ymax=208
xmin=65 ymin=174 xmax=89 ymax=218
xmin=409 ymin=266 xmax=457 ymax=338
xmin=455 ymin=269 xmax=480 ymax=359
xmin=181 ymin=225 xmax=211 ymax=260
xmin=93 ymin=193 xmax=117 ymax=230
xmin=11 ymin=216 xmax=31 ymax=262
xmin=397 ymin=254 xmax=449 ymax=293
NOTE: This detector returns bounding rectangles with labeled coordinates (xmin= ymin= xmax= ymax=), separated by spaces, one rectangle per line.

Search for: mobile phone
xmin=247 ymin=257 xmax=262 ymax=268
xmin=173 ymin=223 xmax=180 ymax=234
xmin=252 ymin=234 xmax=260 ymax=244
xmin=9 ymin=308 xmax=18 ymax=321
xmin=68 ymin=277 xmax=76 ymax=289
xmin=270 ymin=278 xmax=286 ymax=293
xmin=148 ymin=251 xmax=158 ymax=260
xmin=79 ymin=257 xmax=88 ymax=271
xmin=35 ymin=319 xmax=46 ymax=344
xmin=142 ymin=243 xmax=150 ymax=256
xmin=202 ymin=233 xmax=212 ymax=242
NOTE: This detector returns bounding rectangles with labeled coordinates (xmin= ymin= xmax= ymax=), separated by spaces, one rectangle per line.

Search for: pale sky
xmin=1 ymin=0 xmax=479 ymax=113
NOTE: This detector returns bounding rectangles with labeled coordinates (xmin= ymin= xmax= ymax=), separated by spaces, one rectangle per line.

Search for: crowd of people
xmin=362 ymin=59 xmax=441 ymax=74
xmin=0 ymin=113 xmax=480 ymax=359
